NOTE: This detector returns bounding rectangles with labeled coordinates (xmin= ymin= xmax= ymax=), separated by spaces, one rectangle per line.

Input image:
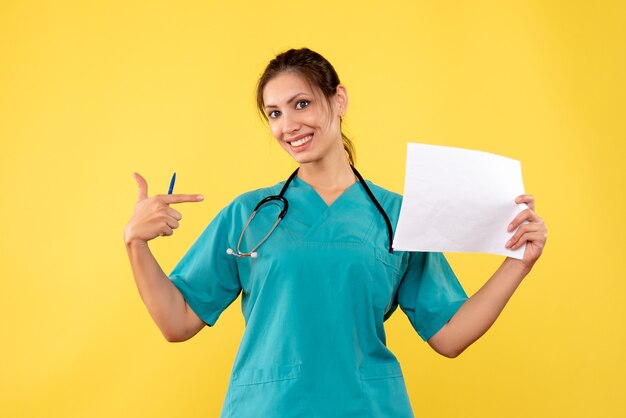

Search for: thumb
xmin=133 ymin=172 xmax=148 ymax=201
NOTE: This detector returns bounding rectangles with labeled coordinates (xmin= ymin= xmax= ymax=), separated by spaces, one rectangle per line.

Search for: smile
xmin=288 ymin=134 xmax=313 ymax=147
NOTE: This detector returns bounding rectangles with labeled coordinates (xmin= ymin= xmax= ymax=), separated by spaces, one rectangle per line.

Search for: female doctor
xmin=124 ymin=48 xmax=547 ymax=417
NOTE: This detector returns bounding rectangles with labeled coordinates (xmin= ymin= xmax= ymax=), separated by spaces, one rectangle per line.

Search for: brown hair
xmin=256 ymin=48 xmax=356 ymax=166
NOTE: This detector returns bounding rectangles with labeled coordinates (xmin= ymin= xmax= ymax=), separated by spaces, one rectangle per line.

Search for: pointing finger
xmin=133 ymin=172 xmax=148 ymax=202
xmin=160 ymin=194 xmax=205 ymax=204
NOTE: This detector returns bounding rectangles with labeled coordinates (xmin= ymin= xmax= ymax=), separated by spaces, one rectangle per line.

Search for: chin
xmin=291 ymin=153 xmax=321 ymax=165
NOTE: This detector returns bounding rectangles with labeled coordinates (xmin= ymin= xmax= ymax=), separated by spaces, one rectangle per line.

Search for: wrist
xmin=504 ymin=257 xmax=534 ymax=276
xmin=124 ymin=232 xmax=148 ymax=249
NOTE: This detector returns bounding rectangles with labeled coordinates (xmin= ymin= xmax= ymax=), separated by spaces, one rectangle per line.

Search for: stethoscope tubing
xmin=226 ymin=169 xmax=298 ymax=258
xmin=227 ymin=166 xmax=394 ymax=258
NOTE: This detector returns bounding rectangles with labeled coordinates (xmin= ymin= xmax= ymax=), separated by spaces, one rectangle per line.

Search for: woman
xmin=124 ymin=48 xmax=547 ymax=417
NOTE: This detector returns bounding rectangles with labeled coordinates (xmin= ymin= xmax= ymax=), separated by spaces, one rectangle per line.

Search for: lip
xmin=285 ymin=132 xmax=314 ymax=144
xmin=285 ymin=133 xmax=314 ymax=152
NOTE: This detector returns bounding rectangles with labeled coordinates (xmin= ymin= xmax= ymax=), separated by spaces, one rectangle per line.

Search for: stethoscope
xmin=226 ymin=166 xmax=394 ymax=258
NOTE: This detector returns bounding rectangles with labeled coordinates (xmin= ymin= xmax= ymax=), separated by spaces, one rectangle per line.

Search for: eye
xmin=268 ymin=110 xmax=281 ymax=119
xmin=295 ymin=100 xmax=309 ymax=110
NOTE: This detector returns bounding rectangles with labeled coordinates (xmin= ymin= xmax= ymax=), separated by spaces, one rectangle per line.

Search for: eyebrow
xmin=264 ymin=92 xmax=308 ymax=109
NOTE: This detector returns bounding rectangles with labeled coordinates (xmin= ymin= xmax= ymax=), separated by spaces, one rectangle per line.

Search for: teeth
xmin=290 ymin=135 xmax=312 ymax=147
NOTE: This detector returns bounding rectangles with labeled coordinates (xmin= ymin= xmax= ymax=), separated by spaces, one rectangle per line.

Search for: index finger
xmin=159 ymin=194 xmax=205 ymax=204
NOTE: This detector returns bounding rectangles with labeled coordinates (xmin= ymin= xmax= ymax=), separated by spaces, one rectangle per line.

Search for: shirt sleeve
xmin=397 ymin=252 xmax=468 ymax=341
xmin=168 ymin=206 xmax=241 ymax=327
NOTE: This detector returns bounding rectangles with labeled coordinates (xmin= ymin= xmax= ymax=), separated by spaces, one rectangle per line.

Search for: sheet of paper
xmin=393 ymin=143 xmax=527 ymax=259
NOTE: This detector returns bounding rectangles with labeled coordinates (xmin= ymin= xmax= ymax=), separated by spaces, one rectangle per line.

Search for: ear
xmin=334 ymin=84 xmax=348 ymax=117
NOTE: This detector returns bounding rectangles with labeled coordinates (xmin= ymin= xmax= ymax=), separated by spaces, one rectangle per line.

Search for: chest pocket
xmin=375 ymin=247 xmax=404 ymax=277
xmin=374 ymin=247 xmax=407 ymax=321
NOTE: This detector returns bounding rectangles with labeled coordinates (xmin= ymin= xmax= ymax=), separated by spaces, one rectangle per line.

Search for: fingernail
xmin=197 ymin=195 xmax=204 ymax=201
xmin=507 ymin=223 xmax=513 ymax=231
xmin=505 ymin=239 xmax=512 ymax=248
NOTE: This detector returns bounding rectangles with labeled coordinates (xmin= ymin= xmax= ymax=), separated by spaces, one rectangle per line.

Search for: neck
xmin=297 ymin=152 xmax=355 ymax=192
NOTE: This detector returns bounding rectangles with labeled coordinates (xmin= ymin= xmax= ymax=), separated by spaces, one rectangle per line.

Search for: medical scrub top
xmin=169 ymin=176 xmax=468 ymax=418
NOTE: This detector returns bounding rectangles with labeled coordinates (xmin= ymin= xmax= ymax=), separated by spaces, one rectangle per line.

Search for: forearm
xmin=429 ymin=258 xmax=533 ymax=357
xmin=125 ymin=239 xmax=195 ymax=342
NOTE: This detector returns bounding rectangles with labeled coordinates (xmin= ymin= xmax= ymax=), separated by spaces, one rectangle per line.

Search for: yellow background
xmin=1 ymin=1 xmax=624 ymax=417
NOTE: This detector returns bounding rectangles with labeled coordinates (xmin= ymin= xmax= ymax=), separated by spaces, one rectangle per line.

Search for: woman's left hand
xmin=505 ymin=194 xmax=547 ymax=269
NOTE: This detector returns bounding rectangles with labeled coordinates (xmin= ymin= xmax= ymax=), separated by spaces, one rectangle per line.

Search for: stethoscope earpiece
xmin=227 ymin=247 xmax=258 ymax=258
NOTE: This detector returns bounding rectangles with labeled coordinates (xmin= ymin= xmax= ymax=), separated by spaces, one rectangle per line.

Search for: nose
xmin=281 ymin=111 xmax=301 ymax=136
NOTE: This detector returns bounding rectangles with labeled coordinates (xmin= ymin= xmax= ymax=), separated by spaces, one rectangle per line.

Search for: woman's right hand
xmin=124 ymin=172 xmax=204 ymax=245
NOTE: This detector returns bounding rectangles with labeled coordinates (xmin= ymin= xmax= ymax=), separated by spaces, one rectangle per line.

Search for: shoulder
xmin=202 ymin=181 xmax=285 ymax=232
xmin=220 ymin=180 xmax=286 ymax=216
xmin=363 ymin=180 xmax=403 ymax=215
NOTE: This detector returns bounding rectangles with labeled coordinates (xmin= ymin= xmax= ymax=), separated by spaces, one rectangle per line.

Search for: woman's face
xmin=262 ymin=71 xmax=347 ymax=166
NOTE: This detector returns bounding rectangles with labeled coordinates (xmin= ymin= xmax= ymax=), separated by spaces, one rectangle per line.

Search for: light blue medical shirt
xmin=169 ymin=177 xmax=468 ymax=418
